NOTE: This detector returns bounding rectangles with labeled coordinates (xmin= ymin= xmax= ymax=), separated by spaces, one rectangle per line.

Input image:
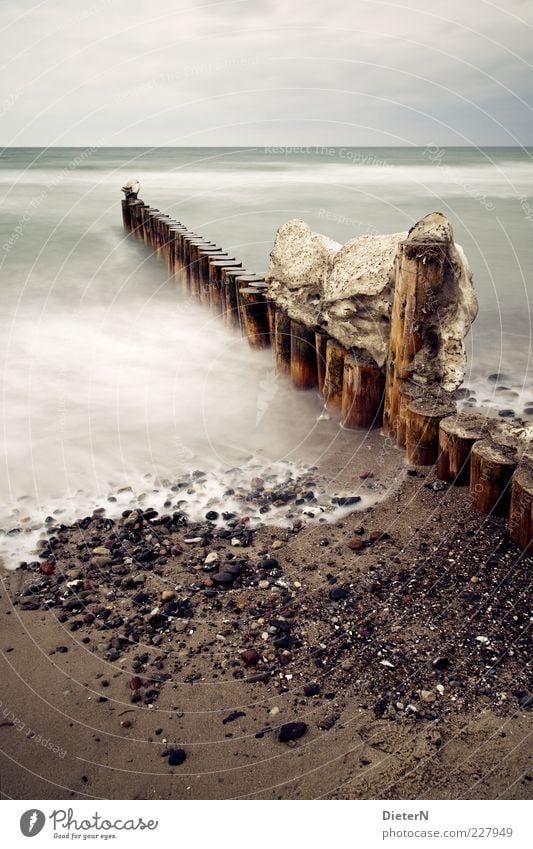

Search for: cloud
xmin=0 ymin=0 xmax=531 ymax=145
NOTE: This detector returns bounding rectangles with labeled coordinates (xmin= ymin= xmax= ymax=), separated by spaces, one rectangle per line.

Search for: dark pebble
xmin=303 ymin=682 xmax=320 ymax=697
xmin=240 ymin=649 xmax=260 ymax=667
xmin=222 ymin=710 xmax=246 ymax=724
xmin=432 ymin=656 xmax=450 ymax=671
xmin=279 ymin=722 xmax=308 ymax=743
xmin=167 ymin=748 xmax=187 ymax=766
xmin=332 ymin=496 xmax=361 ymax=507
xmin=329 ymin=587 xmax=350 ymax=602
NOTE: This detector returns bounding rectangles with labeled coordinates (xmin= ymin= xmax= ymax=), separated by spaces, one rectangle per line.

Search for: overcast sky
xmin=0 ymin=0 xmax=532 ymax=146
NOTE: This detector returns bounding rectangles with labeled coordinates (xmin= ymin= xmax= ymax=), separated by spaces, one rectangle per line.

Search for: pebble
xmin=420 ymin=689 xmax=436 ymax=703
xmin=303 ymin=682 xmax=320 ymax=697
xmin=347 ymin=538 xmax=365 ymax=551
xmin=204 ymin=552 xmax=218 ymax=565
xmin=258 ymin=580 xmax=270 ymax=589
xmin=332 ymin=496 xmax=361 ymax=507
xmin=161 ymin=590 xmax=176 ymax=602
xmin=432 ymin=656 xmax=450 ymax=671
xmin=92 ymin=547 xmax=111 ymax=557
xmin=329 ymin=587 xmax=349 ymax=601
xmin=167 ymin=748 xmax=187 ymax=766
xmin=279 ymin=722 xmax=307 ymax=743
xmin=240 ymin=649 xmax=260 ymax=667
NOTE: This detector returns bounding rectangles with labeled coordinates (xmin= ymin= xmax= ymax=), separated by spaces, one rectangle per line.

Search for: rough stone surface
xmin=267 ymin=212 xmax=477 ymax=388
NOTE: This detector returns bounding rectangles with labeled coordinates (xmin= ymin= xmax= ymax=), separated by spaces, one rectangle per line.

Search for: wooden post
xmin=315 ymin=331 xmax=328 ymax=395
xmin=121 ymin=199 xmax=132 ymax=231
xmin=169 ymin=226 xmax=189 ymax=284
xmin=186 ymin=239 xmax=213 ymax=297
xmin=469 ymin=436 xmax=520 ymax=516
xmin=405 ymin=392 xmax=456 ymax=466
xmin=341 ymin=349 xmax=385 ymax=429
xmin=196 ymin=247 xmax=226 ymax=304
xmin=290 ymin=320 xmax=318 ymax=389
xmin=223 ymin=267 xmax=248 ymax=328
xmin=176 ymin=230 xmax=200 ymax=288
xmin=437 ymin=412 xmax=493 ymax=485
xmin=323 ymin=340 xmax=346 ymax=411
xmin=146 ymin=210 xmax=160 ymax=250
xmin=234 ymin=275 xmax=267 ymax=334
xmin=383 ymin=239 xmax=449 ymax=436
xmin=395 ymin=380 xmax=424 ymax=446
xmin=266 ymin=299 xmax=276 ymax=342
xmin=239 ymin=287 xmax=271 ymax=350
xmin=130 ymin=201 xmax=145 ymax=240
xmin=274 ymin=310 xmax=291 ymax=376
xmin=208 ymin=259 xmax=241 ymax=316
xmin=509 ymin=453 xmax=533 ymax=553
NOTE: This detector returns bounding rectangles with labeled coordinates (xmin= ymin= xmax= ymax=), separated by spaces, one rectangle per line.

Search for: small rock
xmin=92 ymin=546 xmax=111 ymax=557
xmin=432 ymin=657 xmax=450 ymax=671
xmin=347 ymin=538 xmax=364 ymax=551
xmin=329 ymin=587 xmax=349 ymax=602
xmin=240 ymin=649 xmax=260 ymax=667
xmin=420 ymin=689 xmax=436 ymax=703
xmin=303 ymin=682 xmax=320 ymax=697
xmin=167 ymin=748 xmax=187 ymax=766
xmin=161 ymin=590 xmax=176 ymax=603
xmin=279 ymin=722 xmax=307 ymax=743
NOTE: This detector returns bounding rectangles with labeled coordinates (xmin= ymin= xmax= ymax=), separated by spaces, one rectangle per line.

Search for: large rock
xmin=267 ymin=212 xmax=476 ymax=389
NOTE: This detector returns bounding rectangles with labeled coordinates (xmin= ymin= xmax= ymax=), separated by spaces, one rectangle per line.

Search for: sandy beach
xmin=1 ymin=454 xmax=531 ymax=801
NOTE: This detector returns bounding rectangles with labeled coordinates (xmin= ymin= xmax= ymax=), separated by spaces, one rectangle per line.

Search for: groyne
xmin=121 ymin=195 xmax=532 ymax=554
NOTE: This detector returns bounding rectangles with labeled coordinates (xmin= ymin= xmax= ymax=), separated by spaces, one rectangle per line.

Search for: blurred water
xmin=0 ymin=146 xmax=532 ymax=559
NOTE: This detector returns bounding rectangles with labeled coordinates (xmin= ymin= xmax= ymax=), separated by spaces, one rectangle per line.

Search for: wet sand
xmin=0 ymin=452 xmax=531 ymax=801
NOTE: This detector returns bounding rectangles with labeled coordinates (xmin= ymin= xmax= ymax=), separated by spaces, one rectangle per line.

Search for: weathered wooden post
xmin=196 ymin=246 xmax=226 ymax=304
xmin=509 ymin=453 xmax=533 ymax=553
xmin=223 ymin=267 xmax=248 ymax=328
xmin=437 ymin=411 xmax=493 ymax=484
xmin=177 ymin=230 xmax=201 ymax=289
xmin=405 ymin=392 xmax=456 ymax=466
xmin=315 ymin=331 xmax=328 ymax=395
xmin=341 ymin=349 xmax=385 ymax=429
xmin=323 ymin=339 xmax=346 ymax=411
xmin=395 ymin=380 xmax=424 ymax=446
xmin=469 ymin=434 xmax=520 ymax=516
xmin=185 ymin=239 xmax=213 ymax=296
xmin=290 ymin=320 xmax=318 ymax=389
xmin=208 ymin=259 xmax=242 ymax=316
xmin=274 ymin=309 xmax=291 ymax=375
xmin=239 ymin=286 xmax=271 ymax=350
xmin=121 ymin=199 xmax=132 ymax=231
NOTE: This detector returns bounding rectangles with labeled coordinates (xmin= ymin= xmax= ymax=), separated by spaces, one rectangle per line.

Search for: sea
xmin=1 ymin=146 xmax=532 ymax=566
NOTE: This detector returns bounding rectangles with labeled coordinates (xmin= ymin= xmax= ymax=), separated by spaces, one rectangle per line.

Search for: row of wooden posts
xmin=122 ymin=198 xmax=532 ymax=555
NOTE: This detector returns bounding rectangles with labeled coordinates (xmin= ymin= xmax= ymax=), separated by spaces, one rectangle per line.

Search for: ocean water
xmin=1 ymin=147 xmax=532 ymax=564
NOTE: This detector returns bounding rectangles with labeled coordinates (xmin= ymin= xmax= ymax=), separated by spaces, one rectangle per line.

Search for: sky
xmin=0 ymin=0 xmax=532 ymax=147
